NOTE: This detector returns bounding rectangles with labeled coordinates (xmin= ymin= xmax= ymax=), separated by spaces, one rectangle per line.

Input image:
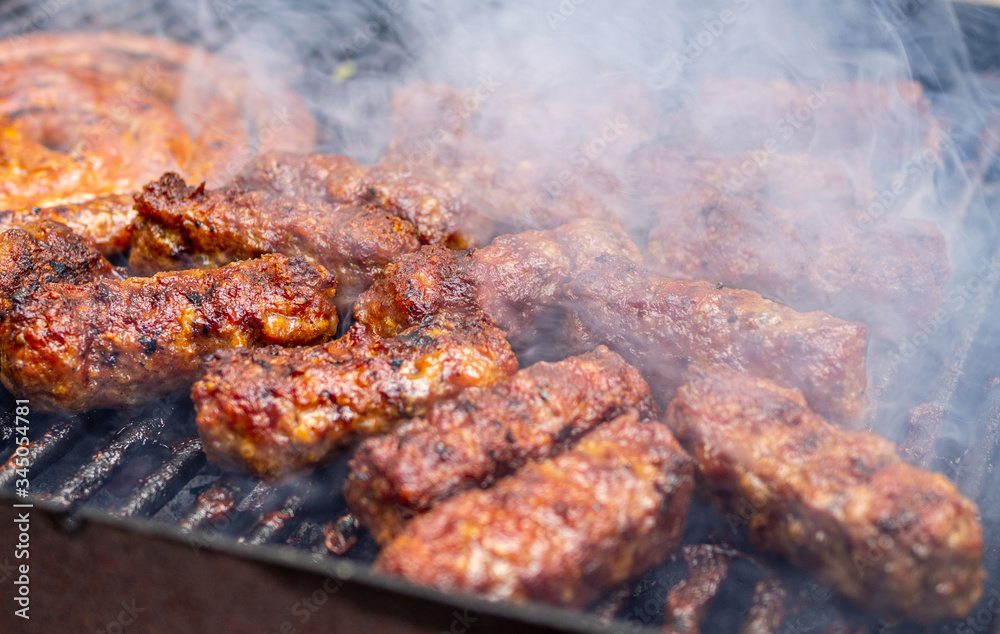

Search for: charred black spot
xmin=139 ymin=336 xmax=158 ymax=355
xmin=254 ymin=358 xmax=272 ymax=370
xmin=390 ymin=358 xmax=404 ymax=370
xmin=184 ymin=291 xmax=203 ymax=306
xmin=48 ymin=260 xmax=68 ymax=277
xmin=505 ymin=429 xmax=515 ymax=443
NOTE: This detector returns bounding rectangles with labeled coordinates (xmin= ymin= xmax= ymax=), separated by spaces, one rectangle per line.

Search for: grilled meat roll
xmin=234 ymin=151 xmax=492 ymax=248
xmin=356 ymin=220 xmax=868 ymax=424
xmin=634 ymin=147 xmax=950 ymax=338
xmin=128 ymin=172 xmax=420 ymax=306
xmin=193 ymin=314 xmax=518 ymax=482
xmin=354 ymin=218 xmax=644 ymax=349
xmin=345 ymin=346 xmax=657 ymax=544
xmin=563 ymin=254 xmax=868 ymax=425
xmin=0 ymin=219 xmax=125 ymax=323
xmin=382 ymin=81 xmax=653 ymax=231
xmin=0 ymin=194 xmax=136 ymax=257
xmin=375 ymin=411 xmax=694 ymax=608
xmin=665 ymin=365 xmax=984 ymax=621
xmin=0 ymin=254 xmax=338 ymax=413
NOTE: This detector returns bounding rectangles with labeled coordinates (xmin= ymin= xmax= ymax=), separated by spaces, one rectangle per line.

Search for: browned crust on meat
xmin=0 ymin=31 xmax=315 ymax=209
xmin=237 ymin=152 xmax=493 ymax=248
xmin=345 ymin=346 xmax=658 ymax=543
xmin=0 ymin=219 xmax=124 ymax=322
xmin=664 ymin=365 xmax=984 ymax=621
xmin=639 ymin=151 xmax=949 ymax=337
xmin=0 ymin=254 xmax=338 ymax=413
xmin=382 ymin=81 xmax=654 ymax=231
xmin=353 ymin=218 xmax=644 ymax=348
xmin=193 ymin=315 xmax=518 ymax=482
xmin=0 ymin=194 xmax=136 ymax=256
xmin=128 ymin=172 xmax=420 ymax=305
xmin=375 ymin=412 xmax=694 ymax=608
xmin=563 ymin=254 xmax=868 ymax=425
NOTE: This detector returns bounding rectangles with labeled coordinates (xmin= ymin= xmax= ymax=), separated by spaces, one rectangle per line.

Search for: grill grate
xmin=1 ymin=0 xmax=1000 ymax=632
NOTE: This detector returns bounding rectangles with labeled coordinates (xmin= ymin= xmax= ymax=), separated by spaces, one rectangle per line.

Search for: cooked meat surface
xmin=0 ymin=220 xmax=124 ymax=322
xmin=0 ymin=193 xmax=136 ymax=256
xmin=665 ymin=365 xmax=984 ymax=621
xmin=353 ymin=218 xmax=644 ymax=349
xmin=0 ymin=254 xmax=338 ymax=413
xmin=235 ymin=151 xmax=492 ymax=248
xmin=562 ymin=254 xmax=868 ymax=425
xmin=633 ymin=147 xmax=949 ymax=336
xmin=375 ymin=411 xmax=694 ymax=608
xmin=356 ymin=220 xmax=867 ymax=424
xmin=345 ymin=346 xmax=657 ymax=544
xmin=0 ymin=31 xmax=314 ymax=209
xmin=662 ymin=78 xmax=941 ymax=175
xmin=383 ymin=81 xmax=653 ymax=231
xmin=193 ymin=314 xmax=518 ymax=482
xmin=128 ymin=172 xmax=421 ymax=305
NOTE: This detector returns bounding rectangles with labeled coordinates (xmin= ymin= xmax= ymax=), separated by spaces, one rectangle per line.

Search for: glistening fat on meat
xmin=193 ymin=314 xmax=518 ymax=482
xmin=375 ymin=411 xmax=694 ymax=608
xmin=0 ymin=254 xmax=339 ymax=413
xmin=665 ymin=365 xmax=984 ymax=621
xmin=345 ymin=346 xmax=657 ymax=543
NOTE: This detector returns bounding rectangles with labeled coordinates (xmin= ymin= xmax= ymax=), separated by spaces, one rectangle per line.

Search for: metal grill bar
xmin=46 ymin=413 xmax=169 ymax=507
xmin=113 ymin=435 xmax=205 ymax=518
xmin=238 ymin=485 xmax=311 ymax=546
xmin=0 ymin=416 xmax=82 ymax=488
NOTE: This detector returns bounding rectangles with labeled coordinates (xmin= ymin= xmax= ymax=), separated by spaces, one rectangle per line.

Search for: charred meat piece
xmin=354 ymin=218 xmax=644 ymax=349
xmin=345 ymin=346 xmax=657 ymax=544
xmin=382 ymin=81 xmax=655 ymax=232
xmin=563 ymin=255 xmax=868 ymax=425
xmin=193 ymin=314 xmax=518 ymax=482
xmin=375 ymin=411 xmax=694 ymax=608
xmin=0 ymin=193 xmax=136 ymax=256
xmin=634 ymin=148 xmax=949 ymax=337
xmin=235 ymin=151 xmax=492 ymax=248
xmin=665 ymin=366 xmax=984 ymax=621
xmin=0 ymin=254 xmax=338 ymax=413
xmin=0 ymin=219 xmax=124 ymax=322
xmin=128 ymin=173 xmax=420 ymax=305
xmin=357 ymin=220 xmax=867 ymax=424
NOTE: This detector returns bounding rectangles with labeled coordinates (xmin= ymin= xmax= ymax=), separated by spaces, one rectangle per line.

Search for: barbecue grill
xmin=1 ymin=0 xmax=1000 ymax=632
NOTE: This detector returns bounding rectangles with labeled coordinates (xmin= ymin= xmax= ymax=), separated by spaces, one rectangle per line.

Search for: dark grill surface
xmin=1 ymin=1 xmax=1000 ymax=632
